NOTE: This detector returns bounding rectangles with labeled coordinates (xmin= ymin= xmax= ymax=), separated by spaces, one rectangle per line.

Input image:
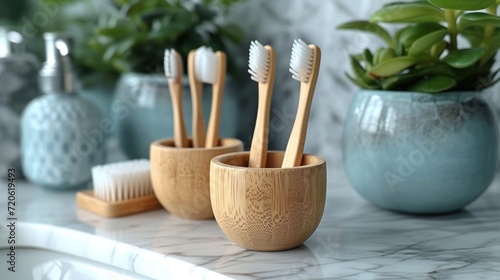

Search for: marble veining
xmin=0 ymin=222 xmax=229 ymax=279
xmin=1 ymin=172 xmax=500 ymax=279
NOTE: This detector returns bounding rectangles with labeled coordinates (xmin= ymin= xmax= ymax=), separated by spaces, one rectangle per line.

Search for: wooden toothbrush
xmin=248 ymin=41 xmax=276 ymax=168
xmin=205 ymin=51 xmax=227 ymax=148
xmin=165 ymin=49 xmax=188 ymax=148
xmin=281 ymin=39 xmax=321 ymax=168
xmin=188 ymin=48 xmax=206 ymax=148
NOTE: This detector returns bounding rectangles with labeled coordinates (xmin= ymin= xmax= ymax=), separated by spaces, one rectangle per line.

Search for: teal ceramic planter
xmin=112 ymin=73 xmax=239 ymax=159
xmin=80 ymin=75 xmax=116 ymax=120
xmin=342 ymin=90 xmax=498 ymax=214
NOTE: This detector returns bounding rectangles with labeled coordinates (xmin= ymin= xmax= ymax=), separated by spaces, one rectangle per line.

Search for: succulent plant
xmin=338 ymin=0 xmax=500 ymax=93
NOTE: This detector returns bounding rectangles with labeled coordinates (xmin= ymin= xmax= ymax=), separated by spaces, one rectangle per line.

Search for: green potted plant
xmin=69 ymin=0 xmax=245 ymax=159
xmin=338 ymin=0 xmax=499 ymax=214
xmin=73 ymin=0 xmax=244 ymax=76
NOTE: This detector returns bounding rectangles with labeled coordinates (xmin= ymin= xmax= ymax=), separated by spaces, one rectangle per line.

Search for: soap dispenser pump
xmin=21 ymin=33 xmax=105 ymax=189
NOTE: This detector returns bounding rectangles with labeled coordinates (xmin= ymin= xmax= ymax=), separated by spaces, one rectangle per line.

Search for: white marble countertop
xmin=2 ymin=168 xmax=500 ymax=279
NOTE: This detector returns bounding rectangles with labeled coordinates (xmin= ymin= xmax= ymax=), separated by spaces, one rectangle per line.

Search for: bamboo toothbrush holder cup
xmin=150 ymin=138 xmax=243 ymax=219
xmin=210 ymin=151 xmax=327 ymax=251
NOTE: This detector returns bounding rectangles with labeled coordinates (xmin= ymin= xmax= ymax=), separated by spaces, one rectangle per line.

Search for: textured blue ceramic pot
xmin=342 ymin=90 xmax=498 ymax=214
xmin=21 ymin=94 xmax=105 ymax=189
xmin=112 ymin=73 xmax=239 ymax=159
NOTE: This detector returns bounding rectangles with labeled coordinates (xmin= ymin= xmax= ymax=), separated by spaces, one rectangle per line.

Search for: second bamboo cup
xmin=210 ymin=151 xmax=326 ymax=251
xmin=151 ymin=138 xmax=243 ymax=219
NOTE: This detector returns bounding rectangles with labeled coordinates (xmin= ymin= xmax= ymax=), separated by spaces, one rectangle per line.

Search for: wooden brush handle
xmin=249 ymin=46 xmax=276 ymax=168
xmin=169 ymin=52 xmax=188 ymax=148
xmin=281 ymin=45 xmax=321 ymax=168
xmin=188 ymin=50 xmax=205 ymax=148
xmin=168 ymin=80 xmax=188 ymax=148
xmin=205 ymin=52 xmax=227 ymax=148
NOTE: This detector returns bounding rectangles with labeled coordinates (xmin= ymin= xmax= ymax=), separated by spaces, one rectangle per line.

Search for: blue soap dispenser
xmin=21 ymin=33 xmax=105 ymax=189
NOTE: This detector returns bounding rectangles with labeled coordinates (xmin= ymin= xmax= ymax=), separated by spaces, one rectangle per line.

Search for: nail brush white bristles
xmin=92 ymin=160 xmax=153 ymax=202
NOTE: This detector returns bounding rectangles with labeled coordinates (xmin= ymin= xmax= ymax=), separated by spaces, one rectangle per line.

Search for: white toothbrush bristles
xmin=289 ymin=39 xmax=314 ymax=83
xmin=164 ymin=49 xmax=177 ymax=81
xmin=195 ymin=46 xmax=218 ymax=84
xmin=92 ymin=160 xmax=153 ymax=202
xmin=248 ymin=40 xmax=270 ymax=83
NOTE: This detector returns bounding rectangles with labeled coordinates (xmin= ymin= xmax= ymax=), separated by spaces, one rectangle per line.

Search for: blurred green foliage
xmin=0 ymin=0 xmax=31 ymax=23
xmin=1 ymin=0 xmax=245 ymax=79
xmin=76 ymin=0 xmax=244 ymax=77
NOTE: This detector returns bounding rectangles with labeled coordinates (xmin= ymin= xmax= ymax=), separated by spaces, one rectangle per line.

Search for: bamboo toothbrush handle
xmin=188 ymin=50 xmax=205 ymax=148
xmin=249 ymin=46 xmax=276 ymax=168
xmin=169 ymin=80 xmax=188 ymax=148
xmin=205 ymin=52 xmax=227 ymax=148
xmin=282 ymin=46 xmax=321 ymax=168
xmin=170 ymin=52 xmax=188 ymax=148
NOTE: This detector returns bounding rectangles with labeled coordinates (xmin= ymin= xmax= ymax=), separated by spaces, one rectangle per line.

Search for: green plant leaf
xmin=337 ymin=21 xmax=393 ymax=46
xmin=489 ymin=34 xmax=500 ymax=51
xmin=395 ymin=41 xmax=406 ymax=56
xmin=394 ymin=25 xmax=412 ymax=45
xmin=452 ymin=58 xmax=498 ymax=91
xmin=427 ymin=0 xmax=494 ymax=11
xmin=381 ymin=63 xmax=456 ymax=90
xmin=431 ymin=41 xmax=448 ymax=57
xmin=481 ymin=34 xmax=500 ymax=63
xmin=460 ymin=26 xmax=486 ymax=47
xmin=373 ymin=48 xmax=385 ymax=65
xmin=368 ymin=56 xmax=421 ymax=78
xmin=102 ymin=44 xmax=118 ymax=62
xmin=110 ymin=58 xmax=131 ymax=73
xmin=207 ymin=32 xmax=226 ymax=52
xmin=370 ymin=2 xmax=445 ymax=23
xmin=349 ymin=56 xmax=377 ymax=85
xmin=363 ymin=49 xmax=374 ymax=68
xmin=216 ymin=23 xmax=244 ymax=44
xmin=459 ymin=12 xmax=500 ymax=30
xmin=95 ymin=27 xmax=133 ymax=38
xmin=194 ymin=3 xmax=218 ymax=21
xmin=345 ymin=73 xmax=380 ymax=89
xmin=443 ymin=48 xmax=487 ymax=68
xmin=116 ymin=37 xmax=135 ymax=54
xmin=398 ymin=23 xmax=446 ymax=48
xmin=410 ymin=76 xmax=457 ymax=92
xmin=383 ymin=1 xmax=434 ymax=7
xmin=127 ymin=1 xmax=168 ymax=16
xmin=379 ymin=48 xmax=396 ymax=63
xmin=462 ymin=12 xmax=500 ymax=26
xmin=114 ymin=0 xmax=133 ymax=5
xmin=408 ymin=29 xmax=447 ymax=55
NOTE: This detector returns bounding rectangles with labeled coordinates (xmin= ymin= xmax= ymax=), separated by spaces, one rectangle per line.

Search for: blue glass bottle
xmin=21 ymin=33 xmax=105 ymax=189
